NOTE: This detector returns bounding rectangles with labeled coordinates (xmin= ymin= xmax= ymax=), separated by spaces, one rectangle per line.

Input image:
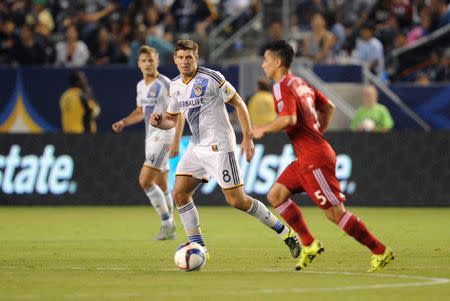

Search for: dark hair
xmin=174 ymin=39 xmax=199 ymax=56
xmin=69 ymin=71 xmax=92 ymax=97
xmin=264 ymin=40 xmax=294 ymax=68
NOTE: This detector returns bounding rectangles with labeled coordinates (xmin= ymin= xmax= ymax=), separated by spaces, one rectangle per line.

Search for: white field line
xmin=1 ymin=266 xmax=449 ymax=299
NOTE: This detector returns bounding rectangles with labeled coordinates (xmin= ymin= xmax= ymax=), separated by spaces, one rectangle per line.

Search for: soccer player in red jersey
xmin=253 ymin=40 xmax=394 ymax=272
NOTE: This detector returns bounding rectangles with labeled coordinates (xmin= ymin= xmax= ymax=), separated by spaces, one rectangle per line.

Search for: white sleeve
xmin=167 ymin=84 xmax=180 ymax=114
xmin=136 ymin=82 xmax=142 ymax=107
xmin=218 ymin=80 xmax=237 ymax=103
xmin=167 ymin=96 xmax=180 ymax=114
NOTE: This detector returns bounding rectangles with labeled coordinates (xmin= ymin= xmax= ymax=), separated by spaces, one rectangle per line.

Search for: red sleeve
xmin=277 ymin=85 xmax=297 ymax=116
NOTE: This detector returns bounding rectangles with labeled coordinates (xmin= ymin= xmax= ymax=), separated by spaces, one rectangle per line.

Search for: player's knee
xmin=172 ymin=190 xmax=190 ymax=206
xmin=324 ymin=207 xmax=346 ymax=224
xmin=225 ymin=195 xmax=248 ymax=211
xmin=138 ymin=177 xmax=153 ymax=191
xmin=267 ymin=189 xmax=282 ymax=206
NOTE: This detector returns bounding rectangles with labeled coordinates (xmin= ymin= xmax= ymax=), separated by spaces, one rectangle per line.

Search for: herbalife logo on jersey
xmin=201 ymin=144 xmax=356 ymax=196
xmin=0 ymin=145 xmax=77 ymax=195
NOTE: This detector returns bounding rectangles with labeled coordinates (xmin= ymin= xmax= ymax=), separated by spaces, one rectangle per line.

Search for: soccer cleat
xmin=295 ymin=239 xmax=324 ymax=271
xmin=155 ymin=223 xmax=176 ymax=240
xmin=283 ymin=227 xmax=302 ymax=258
xmin=368 ymin=247 xmax=395 ymax=272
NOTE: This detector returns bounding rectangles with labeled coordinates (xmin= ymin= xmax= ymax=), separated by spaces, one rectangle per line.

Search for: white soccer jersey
xmin=168 ymin=66 xmax=237 ymax=152
xmin=136 ymin=74 xmax=175 ymax=140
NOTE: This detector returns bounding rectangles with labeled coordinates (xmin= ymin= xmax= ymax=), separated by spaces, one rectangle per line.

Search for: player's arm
xmin=112 ymin=106 xmax=144 ymax=133
xmin=227 ymin=93 xmax=255 ymax=162
xmin=317 ymin=100 xmax=335 ymax=133
xmin=150 ymin=112 xmax=179 ymax=130
xmin=252 ymin=115 xmax=297 ymax=139
xmin=169 ymin=114 xmax=185 ymax=158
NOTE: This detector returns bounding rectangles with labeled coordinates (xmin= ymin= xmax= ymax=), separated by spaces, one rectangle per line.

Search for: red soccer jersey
xmin=273 ymin=73 xmax=336 ymax=168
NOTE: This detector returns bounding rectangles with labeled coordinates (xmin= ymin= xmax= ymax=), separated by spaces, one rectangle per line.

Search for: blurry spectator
xmin=338 ymin=0 xmax=376 ymax=27
xmin=10 ymin=24 xmax=47 ymax=65
xmin=376 ymin=14 xmax=400 ymax=53
xmin=170 ymin=0 xmax=218 ymax=38
xmin=353 ymin=23 xmax=385 ymax=76
xmin=247 ymin=78 xmax=277 ymax=126
xmin=66 ymin=0 xmax=118 ymax=41
xmin=434 ymin=48 xmax=450 ymax=82
xmin=143 ymin=5 xmax=174 ymax=63
xmin=407 ymin=7 xmax=431 ymax=44
xmin=30 ymin=0 xmax=55 ymax=36
xmin=414 ymin=72 xmax=431 ymax=85
xmin=128 ymin=23 xmax=147 ymax=65
xmin=393 ymin=31 xmax=408 ymax=49
xmin=303 ymin=12 xmax=335 ymax=64
xmin=324 ymin=10 xmax=346 ymax=57
xmin=369 ymin=0 xmax=392 ymax=27
xmin=55 ymin=25 xmax=89 ymax=67
xmin=436 ymin=0 xmax=450 ymax=28
xmin=259 ymin=20 xmax=283 ymax=56
xmin=391 ymin=0 xmax=413 ymax=29
xmin=59 ymin=71 xmax=100 ymax=133
xmin=89 ymin=25 xmax=120 ymax=64
xmin=295 ymin=0 xmax=329 ymax=28
xmin=350 ymin=85 xmax=394 ymax=132
xmin=0 ymin=19 xmax=19 ymax=64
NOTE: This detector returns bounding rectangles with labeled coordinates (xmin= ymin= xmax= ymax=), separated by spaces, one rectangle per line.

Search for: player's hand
xmin=241 ymin=137 xmax=255 ymax=162
xmin=252 ymin=127 xmax=265 ymax=139
xmin=168 ymin=141 xmax=180 ymax=158
xmin=150 ymin=113 xmax=161 ymax=127
xmin=112 ymin=120 xmax=124 ymax=133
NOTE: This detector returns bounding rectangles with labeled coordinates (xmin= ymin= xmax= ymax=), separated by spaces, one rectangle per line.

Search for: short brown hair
xmin=174 ymin=40 xmax=199 ymax=55
xmin=138 ymin=45 xmax=158 ymax=59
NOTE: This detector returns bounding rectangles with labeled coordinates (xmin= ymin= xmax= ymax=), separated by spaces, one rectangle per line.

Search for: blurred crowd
xmin=285 ymin=0 xmax=450 ymax=83
xmin=0 ymin=0 xmax=449 ymax=83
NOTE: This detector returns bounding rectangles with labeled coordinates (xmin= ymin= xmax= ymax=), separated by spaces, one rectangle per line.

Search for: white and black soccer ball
xmin=174 ymin=242 xmax=206 ymax=271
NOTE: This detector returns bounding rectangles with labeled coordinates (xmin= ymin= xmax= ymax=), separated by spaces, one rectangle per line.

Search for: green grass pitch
xmin=1 ymin=206 xmax=449 ymax=301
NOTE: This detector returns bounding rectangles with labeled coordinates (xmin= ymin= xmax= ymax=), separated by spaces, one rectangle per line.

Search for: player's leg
xmin=202 ymin=150 xmax=300 ymax=257
xmin=139 ymin=166 xmax=173 ymax=240
xmin=222 ymin=185 xmax=301 ymax=258
xmin=154 ymin=171 xmax=176 ymax=239
xmin=173 ymin=175 xmax=206 ymax=247
xmin=268 ymin=162 xmax=316 ymax=247
xmin=310 ymin=165 xmax=394 ymax=272
xmin=173 ymin=145 xmax=209 ymax=249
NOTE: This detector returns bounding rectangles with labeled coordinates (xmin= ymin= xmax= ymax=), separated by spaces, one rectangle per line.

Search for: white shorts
xmin=176 ymin=144 xmax=243 ymax=189
xmin=144 ymin=135 xmax=172 ymax=172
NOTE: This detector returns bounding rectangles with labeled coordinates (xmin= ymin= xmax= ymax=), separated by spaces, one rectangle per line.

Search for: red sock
xmin=275 ymin=199 xmax=315 ymax=246
xmin=338 ymin=212 xmax=386 ymax=254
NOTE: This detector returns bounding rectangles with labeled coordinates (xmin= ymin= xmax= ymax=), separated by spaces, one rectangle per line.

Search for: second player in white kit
xmin=112 ymin=46 xmax=185 ymax=240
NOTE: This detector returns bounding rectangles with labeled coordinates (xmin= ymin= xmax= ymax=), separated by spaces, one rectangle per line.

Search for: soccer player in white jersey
xmin=150 ymin=39 xmax=301 ymax=257
xmin=112 ymin=46 xmax=185 ymax=240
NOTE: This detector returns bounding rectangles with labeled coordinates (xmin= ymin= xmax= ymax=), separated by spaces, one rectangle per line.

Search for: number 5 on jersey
xmin=314 ymin=190 xmax=328 ymax=206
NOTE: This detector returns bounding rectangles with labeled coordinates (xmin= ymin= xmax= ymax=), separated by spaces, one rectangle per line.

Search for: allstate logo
xmin=0 ymin=145 xmax=77 ymax=195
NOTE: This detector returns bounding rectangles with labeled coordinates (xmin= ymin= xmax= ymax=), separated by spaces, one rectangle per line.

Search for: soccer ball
xmin=174 ymin=242 xmax=206 ymax=271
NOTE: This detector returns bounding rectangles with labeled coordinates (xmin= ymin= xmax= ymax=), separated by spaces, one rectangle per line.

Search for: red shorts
xmin=276 ymin=161 xmax=346 ymax=209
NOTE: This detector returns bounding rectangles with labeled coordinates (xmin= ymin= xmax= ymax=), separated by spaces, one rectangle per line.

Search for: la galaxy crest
xmin=147 ymin=82 xmax=161 ymax=98
xmin=190 ymin=77 xmax=208 ymax=98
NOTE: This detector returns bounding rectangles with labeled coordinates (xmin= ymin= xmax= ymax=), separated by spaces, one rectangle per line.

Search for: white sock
xmin=246 ymin=198 xmax=290 ymax=238
xmin=145 ymin=185 xmax=173 ymax=227
xmin=177 ymin=202 xmax=205 ymax=247
xmin=163 ymin=190 xmax=174 ymax=216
